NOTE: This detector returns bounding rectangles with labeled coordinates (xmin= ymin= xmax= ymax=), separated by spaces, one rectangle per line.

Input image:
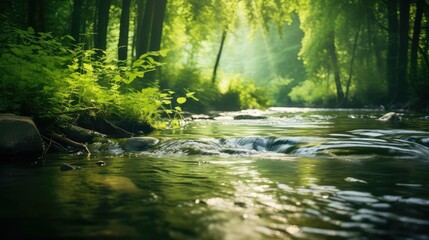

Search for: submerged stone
xmin=233 ymin=115 xmax=267 ymax=120
xmin=98 ymin=176 xmax=140 ymax=192
xmin=0 ymin=114 xmax=44 ymax=160
xmin=122 ymin=137 xmax=159 ymax=151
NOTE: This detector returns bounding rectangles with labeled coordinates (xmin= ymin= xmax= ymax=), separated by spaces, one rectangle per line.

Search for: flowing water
xmin=2 ymin=108 xmax=429 ymax=239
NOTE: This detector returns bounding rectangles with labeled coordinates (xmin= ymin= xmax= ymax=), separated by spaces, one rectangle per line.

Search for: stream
xmin=1 ymin=108 xmax=429 ymax=239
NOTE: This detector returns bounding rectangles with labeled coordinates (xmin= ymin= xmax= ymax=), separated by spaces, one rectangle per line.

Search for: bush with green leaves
xmin=0 ymin=27 xmax=192 ymax=131
xmin=217 ymin=74 xmax=271 ymax=110
xmin=160 ymin=67 xmax=217 ymax=113
xmin=288 ymin=79 xmax=336 ymax=107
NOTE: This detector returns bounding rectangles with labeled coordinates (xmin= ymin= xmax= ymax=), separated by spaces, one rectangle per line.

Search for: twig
xmin=48 ymin=132 xmax=91 ymax=156
xmin=104 ymin=119 xmax=133 ymax=136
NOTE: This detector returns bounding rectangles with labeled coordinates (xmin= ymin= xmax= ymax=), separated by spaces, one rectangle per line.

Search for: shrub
xmin=0 ymin=27 xmax=190 ymax=132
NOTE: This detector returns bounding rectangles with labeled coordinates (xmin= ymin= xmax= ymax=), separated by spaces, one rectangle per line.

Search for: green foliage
xmin=160 ymin=67 xmax=218 ymax=113
xmin=269 ymin=76 xmax=294 ymax=106
xmin=288 ymin=80 xmax=336 ymax=107
xmin=161 ymin=67 xmax=270 ymax=112
xmin=217 ymin=74 xmax=271 ymax=110
xmin=0 ymin=27 xmax=186 ymax=130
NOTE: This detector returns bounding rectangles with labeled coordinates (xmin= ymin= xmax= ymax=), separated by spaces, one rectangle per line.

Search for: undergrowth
xmin=0 ymin=26 xmax=194 ymax=132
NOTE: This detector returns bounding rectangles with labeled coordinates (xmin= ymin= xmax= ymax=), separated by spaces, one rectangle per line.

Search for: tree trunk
xmin=70 ymin=0 xmax=83 ymax=43
xmin=94 ymin=0 xmax=111 ymax=58
xmin=326 ymin=31 xmax=344 ymax=104
xmin=410 ymin=0 xmax=425 ymax=91
xmin=344 ymin=26 xmax=361 ymax=105
xmin=386 ymin=0 xmax=399 ymax=104
xmin=396 ymin=0 xmax=410 ymax=104
xmin=118 ymin=0 xmax=131 ymax=65
xmin=211 ymin=30 xmax=227 ymax=85
xmin=28 ymin=0 xmax=45 ymax=32
xmin=149 ymin=0 xmax=167 ymax=52
xmin=135 ymin=0 xmax=154 ymax=59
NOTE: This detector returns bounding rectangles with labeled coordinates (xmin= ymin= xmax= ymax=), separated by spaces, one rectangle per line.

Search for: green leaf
xmin=10 ymin=47 xmax=24 ymax=56
xmin=113 ymin=75 xmax=123 ymax=82
xmin=158 ymin=49 xmax=169 ymax=57
xmin=174 ymin=106 xmax=182 ymax=112
xmin=186 ymin=92 xmax=199 ymax=101
xmin=162 ymin=99 xmax=171 ymax=105
xmin=83 ymin=63 xmax=93 ymax=71
xmin=176 ymin=97 xmax=187 ymax=104
xmin=171 ymin=119 xmax=180 ymax=129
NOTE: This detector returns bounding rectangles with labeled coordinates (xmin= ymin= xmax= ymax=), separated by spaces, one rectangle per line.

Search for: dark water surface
xmin=2 ymin=108 xmax=429 ymax=239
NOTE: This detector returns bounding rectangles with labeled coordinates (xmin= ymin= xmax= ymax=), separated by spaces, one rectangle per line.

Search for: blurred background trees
xmin=1 ymin=0 xmax=428 ymax=112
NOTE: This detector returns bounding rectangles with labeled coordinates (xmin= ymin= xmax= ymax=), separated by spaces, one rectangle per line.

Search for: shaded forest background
xmin=1 ymin=0 xmax=429 ymax=115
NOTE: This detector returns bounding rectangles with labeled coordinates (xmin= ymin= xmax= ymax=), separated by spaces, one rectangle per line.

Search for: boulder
xmin=0 ymin=114 xmax=44 ymax=160
xmin=122 ymin=137 xmax=159 ymax=151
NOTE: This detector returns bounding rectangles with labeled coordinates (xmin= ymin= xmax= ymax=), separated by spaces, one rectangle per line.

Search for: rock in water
xmin=96 ymin=160 xmax=107 ymax=166
xmin=98 ymin=176 xmax=140 ymax=192
xmin=377 ymin=112 xmax=402 ymax=122
xmin=122 ymin=137 xmax=159 ymax=151
xmin=233 ymin=115 xmax=267 ymax=120
xmin=0 ymin=114 xmax=44 ymax=160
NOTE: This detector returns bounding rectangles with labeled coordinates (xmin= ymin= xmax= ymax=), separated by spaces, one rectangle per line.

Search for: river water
xmin=1 ymin=108 xmax=429 ymax=239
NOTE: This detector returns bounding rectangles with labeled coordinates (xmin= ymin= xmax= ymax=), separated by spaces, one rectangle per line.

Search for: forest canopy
xmin=1 ymin=0 xmax=428 ymax=124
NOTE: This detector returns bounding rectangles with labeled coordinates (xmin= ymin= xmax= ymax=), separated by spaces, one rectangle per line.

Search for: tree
xmin=386 ymin=0 xmax=399 ymax=104
xmin=70 ymin=0 xmax=83 ymax=43
xmin=298 ymin=1 xmax=345 ymax=104
xmin=326 ymin=30 xmax=344 ymax=103
xmin=94 ymin=0 xmax=112 ymax=57
xmin=410 ymin=0 xmax=425 ymax=91
xmin=396 ymin=0 xmax=410 ymax=104
xmin=149 ymin=0 xmax=167 ymax=53
xmin=118 ymin=0 xmax=131 ymax=64
xmin=28 ymin=0 xmax=45 ymax=32
xmin=135 ymin=0 xmax=154 ymax=58
xmin=211 ymin=30 xmax=227 ymax=85
xmin=135 ymin=0 xmax=167 ymax=58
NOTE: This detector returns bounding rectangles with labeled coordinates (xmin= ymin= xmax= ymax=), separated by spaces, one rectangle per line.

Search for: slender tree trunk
xmin=344 ymin=27 xmax=361 ymax=105
xmin=366 ymin=15 xmax=383 ymax=71
xmin=211 ymin=30 xmax=227 ymax=85
xmin=396 ymin=0 xmax=410 ymax=104
xmin=28 ymin=0 xmax=45 ymax=32
xmin=326 ymin=31 xmax=344 ymax=104
xmin=136 ymin=0 xmax=154 ymax=58
xmin=70 ymin=0 xmax=83 ymax=43
xmin=386 ymin=0 xmax=399 ymax=104
xmin=410 ymin=0 xmax=425 ymax=91
xmin=118 ymin=0 xmax=131 ymax=65
xmin=94 ymin=0 xmax=111 ymax=58
xmin=149 ymin=0 xmax=167 ymax=52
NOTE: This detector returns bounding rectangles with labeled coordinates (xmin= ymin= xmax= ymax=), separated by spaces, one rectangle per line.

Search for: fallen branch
xmin=41 ymin=134 xmax=67 ymax=155
xmin=104 ymin=119 xmax=133 ymax=136
xmin=48 ymin=132 xmax=91 ymax=156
